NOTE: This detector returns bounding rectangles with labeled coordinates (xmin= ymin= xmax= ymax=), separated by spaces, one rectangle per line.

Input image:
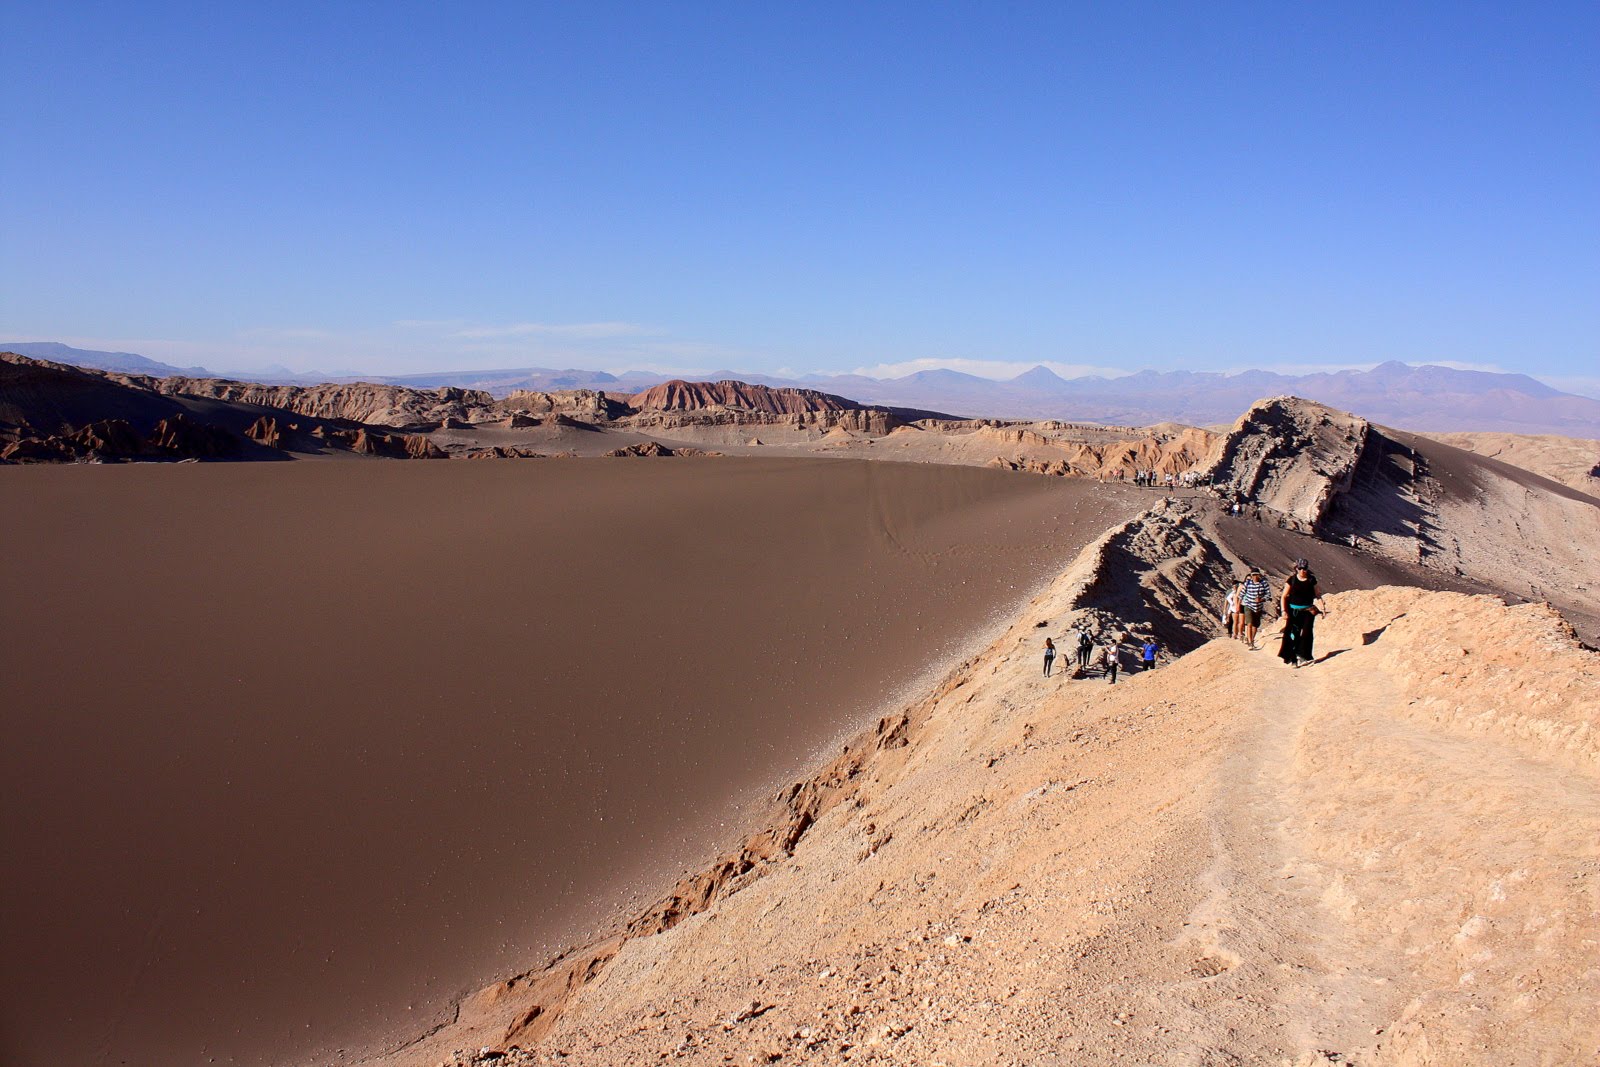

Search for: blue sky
xmin=3 ymin=2 xmax=1596 ymax=393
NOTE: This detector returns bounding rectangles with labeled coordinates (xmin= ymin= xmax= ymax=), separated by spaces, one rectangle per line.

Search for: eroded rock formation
xmin=631 ymin=379 xmax=861 ymax=415
xmin=1199 ymin=396 xmax=1369 ymax=525
xmin=145 ymin=378 xmax=493 ymax=430
xmin=603 ymin=441 xmax=722 ymax=458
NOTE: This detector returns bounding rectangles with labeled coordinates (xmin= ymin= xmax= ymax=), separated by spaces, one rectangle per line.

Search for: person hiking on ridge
xmin=1043 ymin=637 xmax=1056 ymax=677
xmin=1104 ymin=640 xmax=1120 ymax=684
xmin=1076 ymin=630 xmax=1094 ymax=672
xmin=1278 ymin=558 xmax=1327 ymax=667
xmin=1140 ymin=638 xmax=1159 ymax=671
xmin=1239 ymin=567 xmax=1271 ymax=649
xmin=1223 ymin=581 xmax=1241 ymax=640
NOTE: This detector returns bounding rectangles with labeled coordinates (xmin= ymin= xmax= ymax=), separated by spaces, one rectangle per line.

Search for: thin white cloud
xmin=849 ymin=357 xmax=1132 ymax=381
xmin=450 ymin=321 xmax=651 ymax=340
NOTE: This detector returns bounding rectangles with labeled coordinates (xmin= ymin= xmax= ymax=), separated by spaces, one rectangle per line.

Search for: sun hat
xmin=1293 ymin=558 xmax=1309 ymax=570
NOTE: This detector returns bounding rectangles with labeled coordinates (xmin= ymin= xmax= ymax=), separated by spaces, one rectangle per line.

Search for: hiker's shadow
xmin=1361 ymin=613 xmax=1406 ymax=646
xmin=1321 ymin=611 xmax=1409 ymax=663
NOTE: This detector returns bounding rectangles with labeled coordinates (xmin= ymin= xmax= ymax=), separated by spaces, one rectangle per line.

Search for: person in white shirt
xmin=1239 ymin=569 xmax=1271 ymax=649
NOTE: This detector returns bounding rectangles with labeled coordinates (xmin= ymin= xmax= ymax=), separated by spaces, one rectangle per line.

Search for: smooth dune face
xmin=0 ymin=458 xmax=1142 ymax=1066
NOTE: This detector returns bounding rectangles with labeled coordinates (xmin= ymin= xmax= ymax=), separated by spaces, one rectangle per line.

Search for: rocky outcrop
xmin=350 ymin=429 xmax=383 ymax=455
xmin=603 ymin=441 xmax=722 ymax=458
xmin=980 ymin=426 xmax=1218 ymax=479
xmin=627 ymin=407 xmax=905 ymax=437
xmin=1198 ymin=396 xmax=1369 ymax=526
xmin=66 ymin=418 xmax=147 ymax=457
xmin=494 ymin=390 xmax=631 ymax=421
xmin=0 ymin=436 xmax=78 ymax=463
xmin=404 ymin=435 xmax=446 ymax=460
xmin=246 ymin=416 xmax=285 ymax=448
xmin=631 ymin=379 xmax=861 ymax=415
xmin=145 ymin=378 xmax=494 ymax=430
xmin=313 ymin=427 xmax=447 ymax=459
xmin=147 ymin=413 xmax=237 ymax=457
xmin=456 ymin=446 xmax=548 ymax=460
xmin=988 ymin=455 xmax=1078 ymax=476
xmin=1 ymin=413 xmax=240 ymax=463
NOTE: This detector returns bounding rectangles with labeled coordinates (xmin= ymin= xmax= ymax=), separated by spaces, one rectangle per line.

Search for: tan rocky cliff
xmin=146 ymin=377 xmax=494 ymax=429
xmin=631 ymin=379 xmax=863 ymax=415
xmin=626 ymin=407 xmax=907 ymax=437
xmin=493 ymin=390 xmax=632 ymax=422
xmin=1198 ymin=396 xmax=1369 ymax=524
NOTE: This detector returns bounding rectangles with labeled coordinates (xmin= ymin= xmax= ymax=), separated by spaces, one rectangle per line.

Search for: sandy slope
xmin=394 ymin=520 xmax=1599 ymax=1066
xmin=1322 ymin=429 xmax=1600 ymax=644
xmin=0 ymin=460 xmax=1145 ymax=1067
xmin=1419 ymin=431 xmax=1600 ymax=499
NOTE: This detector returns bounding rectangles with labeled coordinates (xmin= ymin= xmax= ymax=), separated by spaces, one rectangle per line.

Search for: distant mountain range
xmin=0 ymin=341 xmax=215 ymax=378
xmin=805 ymin=362 xmax=1600 ymax=436
xmin=5 ymin=341 xmax=1596 ymax=436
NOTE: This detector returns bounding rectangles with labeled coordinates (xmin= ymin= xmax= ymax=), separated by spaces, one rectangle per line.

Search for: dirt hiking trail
xmin=399 ymin=570 xmax=1598 ymax=1066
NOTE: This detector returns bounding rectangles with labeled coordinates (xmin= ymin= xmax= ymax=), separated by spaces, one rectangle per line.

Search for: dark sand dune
xmin=0 ymin=459 xmax=1143 ymax=1067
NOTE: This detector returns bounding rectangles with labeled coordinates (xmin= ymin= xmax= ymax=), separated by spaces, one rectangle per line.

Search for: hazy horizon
xmin=7 ymin=338 xmax=1599 ymax=402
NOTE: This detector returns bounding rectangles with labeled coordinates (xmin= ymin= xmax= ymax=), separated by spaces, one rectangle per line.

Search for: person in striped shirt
xmin=1239 ymin=568 xmax=1271 ymax=649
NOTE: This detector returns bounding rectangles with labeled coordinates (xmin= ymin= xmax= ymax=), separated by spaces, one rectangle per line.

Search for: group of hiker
xmin=1042 ymin=629 xmax=1159 ymax=685
xmin=1223 ymin=557 xmax=1328 ymax=666
xmin=1042 ymin=557 xmax=1329 ymax=681
xmin=1132 ymin=469 xmax=1213 ymax=489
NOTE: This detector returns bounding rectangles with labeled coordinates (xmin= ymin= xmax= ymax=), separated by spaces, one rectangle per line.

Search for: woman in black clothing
xmin=1279 ymin=558 xmax=1327 ymax=666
